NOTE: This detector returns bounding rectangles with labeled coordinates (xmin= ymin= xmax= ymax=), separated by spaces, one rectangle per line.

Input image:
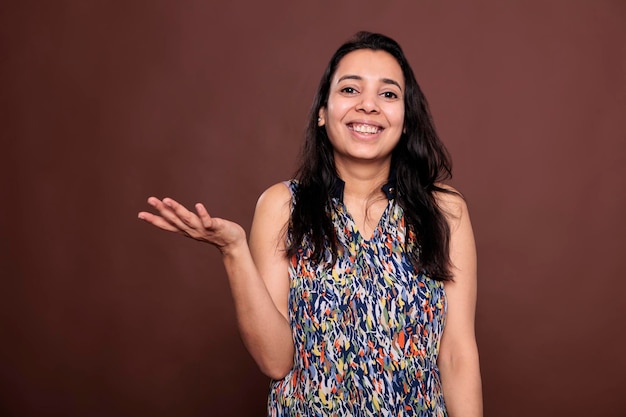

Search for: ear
xmin=318 ymin=107 xmax=326 ymax=126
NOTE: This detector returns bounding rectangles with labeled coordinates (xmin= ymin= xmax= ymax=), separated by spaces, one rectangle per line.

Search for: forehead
xmin=332 ymin=49 xmax=404 ymax=87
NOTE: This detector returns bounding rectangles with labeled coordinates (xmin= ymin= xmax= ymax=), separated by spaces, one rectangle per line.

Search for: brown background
xmin=1 ymin=1 xmax=625 ymax=416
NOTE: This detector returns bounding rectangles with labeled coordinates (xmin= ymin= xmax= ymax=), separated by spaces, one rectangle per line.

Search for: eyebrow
xmin=337 ymin=74 xmax=403 ymax=91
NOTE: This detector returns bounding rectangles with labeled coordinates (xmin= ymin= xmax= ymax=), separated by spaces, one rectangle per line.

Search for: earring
xmin=317 ymin=117 xmax=321 ymax=122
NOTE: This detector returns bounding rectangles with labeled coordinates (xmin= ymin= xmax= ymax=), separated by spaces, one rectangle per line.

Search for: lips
xmin=347 ymin=123 xmax=383 ymax=134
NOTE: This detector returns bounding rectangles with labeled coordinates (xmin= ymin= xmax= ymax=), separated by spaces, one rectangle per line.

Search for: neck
xmin=334 ymin=157 xmax=391 ymax=200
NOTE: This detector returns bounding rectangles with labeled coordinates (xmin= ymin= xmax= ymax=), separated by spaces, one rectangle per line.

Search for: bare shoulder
xmin=251 ymin=182 xmax=293 ymax=247
xmin=255 ymin=182 xmax=292 ymax=213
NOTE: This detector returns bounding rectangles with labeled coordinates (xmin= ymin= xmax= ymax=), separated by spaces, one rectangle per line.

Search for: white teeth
xmin=351 ymin=124 xmax=380 ymax=134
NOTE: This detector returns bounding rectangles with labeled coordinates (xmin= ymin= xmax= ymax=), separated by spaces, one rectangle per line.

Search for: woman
xmin=139 ymin=32 xmax=482 ymax=416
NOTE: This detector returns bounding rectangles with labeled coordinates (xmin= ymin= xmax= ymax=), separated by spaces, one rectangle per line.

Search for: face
xmin=319 ymin=49 xmax=405 ymax=166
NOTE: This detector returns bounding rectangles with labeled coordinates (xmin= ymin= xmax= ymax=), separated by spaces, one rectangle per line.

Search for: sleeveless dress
xmin=268 ymin=180 xmax=448 ymax=417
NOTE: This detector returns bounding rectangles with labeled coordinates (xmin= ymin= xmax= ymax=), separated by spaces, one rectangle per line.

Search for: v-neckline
xmin=338 ymin=199 xmax=392 ymax=244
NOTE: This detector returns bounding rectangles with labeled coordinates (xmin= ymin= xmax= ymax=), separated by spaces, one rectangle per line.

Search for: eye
xmin=382 ymin=91 xmax=399 ymax=99
xmin=340 ymin=87 xmax=358 ymax=95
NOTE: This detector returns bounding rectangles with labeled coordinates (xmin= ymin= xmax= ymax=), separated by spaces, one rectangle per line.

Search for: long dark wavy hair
xmin=286 ymin=31 xmax=456 ymax=281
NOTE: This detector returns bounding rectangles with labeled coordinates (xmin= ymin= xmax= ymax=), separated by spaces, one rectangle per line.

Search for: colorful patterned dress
xmin=268 ymin=180 xmax=448 ymax=417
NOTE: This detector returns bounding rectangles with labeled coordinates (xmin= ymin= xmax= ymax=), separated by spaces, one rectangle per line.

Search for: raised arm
xmin=137 ymin=182 xmax=294 ymax=379
xmin=436 ymin=190 xmax=483 ymax=417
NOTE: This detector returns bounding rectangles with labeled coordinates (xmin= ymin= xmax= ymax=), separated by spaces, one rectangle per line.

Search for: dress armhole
xmin=282 ymin=179 xmax=298 ymax=247
xmin=282 ymin=180 xmax=298 ymax=209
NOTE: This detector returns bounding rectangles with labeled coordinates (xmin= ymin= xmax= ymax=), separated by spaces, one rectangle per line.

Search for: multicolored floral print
xmin=268 ymin=180 xmax=447 ymax=417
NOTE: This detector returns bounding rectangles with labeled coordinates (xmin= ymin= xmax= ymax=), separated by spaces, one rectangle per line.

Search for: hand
xmin=138 ymin=197 xmax=246 ymax=253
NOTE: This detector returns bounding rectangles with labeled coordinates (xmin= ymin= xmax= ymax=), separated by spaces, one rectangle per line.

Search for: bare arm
xmin=137 ymin=183 xmax=294 ymax=379
xmin=437 ymin=190 xmax=483 ymax=417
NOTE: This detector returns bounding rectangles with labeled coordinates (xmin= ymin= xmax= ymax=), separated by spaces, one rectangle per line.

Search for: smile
xmin=348 ymin=123 xmax=383 ymax=135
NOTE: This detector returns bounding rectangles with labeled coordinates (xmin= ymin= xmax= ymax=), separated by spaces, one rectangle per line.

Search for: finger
xmin=146 ymin=196 xmax=161 ymax=207
xmin=146 ymin=197 xmax=184 ymax=228
xmin=162 ymin=197 xmax=200 ymax=229
xmin=149 ymin=197 xmax=200 ymax=234
xmin=195 ymin=203 xmax=214 ymax=229
xmin=137 ymin=211 xmax=181 ymax=233
xmin=146 ymin=197 xmax=178 ymax=219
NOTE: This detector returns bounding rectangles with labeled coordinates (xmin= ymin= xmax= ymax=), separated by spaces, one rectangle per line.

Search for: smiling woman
xmin=320 ymin=49 xmax=406 ymax=170
xmin=139 ymin=31 xmax=482 ymax=417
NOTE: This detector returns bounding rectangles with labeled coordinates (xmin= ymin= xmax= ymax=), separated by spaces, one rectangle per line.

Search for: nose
xmin=356 ymin=91 xmax=379 ymax=113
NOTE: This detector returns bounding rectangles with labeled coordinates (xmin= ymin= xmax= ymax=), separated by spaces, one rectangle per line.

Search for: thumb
xmin=195 ymin=203 xmax=214 ymax=229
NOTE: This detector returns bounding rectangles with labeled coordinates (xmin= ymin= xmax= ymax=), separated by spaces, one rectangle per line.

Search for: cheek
xmin=391 ymin=108 xmax=405 ymax=128
xmin=388 ymin=108 xmax=405 ymax=138
xmin=325 ymin=103 xmax=336 ymax=120
xmin=326 ymin=99 xmax=351 ymax=119
xmin=381 ymin=102 xmax=404 ymax=125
